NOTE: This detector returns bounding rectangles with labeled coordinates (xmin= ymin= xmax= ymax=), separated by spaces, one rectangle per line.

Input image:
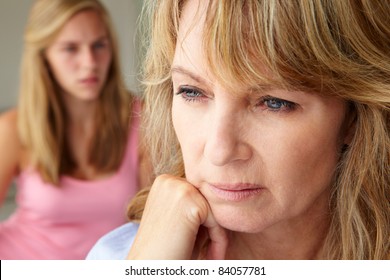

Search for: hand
xmin=127 ymin=174 xmax=228 ymax=259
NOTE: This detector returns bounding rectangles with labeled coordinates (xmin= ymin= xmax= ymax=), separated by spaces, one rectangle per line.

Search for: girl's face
xmin=172 ymin=0 xmax=351 ymax=233
xmin=46 ymin=9 xmax=112 ymax=103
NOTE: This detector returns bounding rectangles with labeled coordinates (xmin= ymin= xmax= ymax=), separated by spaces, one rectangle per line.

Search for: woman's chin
xmin=211 ymin=206 xmax=269 ymax=234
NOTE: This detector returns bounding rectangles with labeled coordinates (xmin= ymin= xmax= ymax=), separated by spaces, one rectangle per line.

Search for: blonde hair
xmin=129 ymin=0 xmax=390 ymax=259
xmin=18 ymin=0 xmax=132 ymax=184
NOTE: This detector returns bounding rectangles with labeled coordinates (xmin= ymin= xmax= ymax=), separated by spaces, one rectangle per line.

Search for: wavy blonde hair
xmin=129 ymin=0 xmax=390 ymax=259
xmin=18 ymin=0 xmax=132 ymax=184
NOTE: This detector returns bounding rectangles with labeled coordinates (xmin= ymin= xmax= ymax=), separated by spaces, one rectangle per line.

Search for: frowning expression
xmin=46 ymin=9 xmax=112 ymax=102
xmin=172 ymin=0 xmax=351 ymax=233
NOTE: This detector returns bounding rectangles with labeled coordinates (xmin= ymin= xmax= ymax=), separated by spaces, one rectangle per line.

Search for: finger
xmin=203 ymin=210 xmax=228 ymax=260
xmin=207 ymin=223 xmax=228 ymax=260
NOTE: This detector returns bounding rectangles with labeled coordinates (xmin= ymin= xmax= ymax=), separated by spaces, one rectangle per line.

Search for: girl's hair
xmin=129 ymin=0 xmax=390 ymax=259
xmin=18 ymin=0 xmax=132 ymax=184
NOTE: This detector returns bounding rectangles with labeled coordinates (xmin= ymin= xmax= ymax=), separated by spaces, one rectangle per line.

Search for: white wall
xmin=0 ymin=0 xmax=31 ymax=112
xmin=0 ymin=0 xmax=143 ymax=112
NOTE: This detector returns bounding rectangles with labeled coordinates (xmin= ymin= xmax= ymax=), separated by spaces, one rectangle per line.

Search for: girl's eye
xmin=63 ymin=45 xmax=77 ymax=53
xmin=257 ymin=96 xmax=296 ymax=112
xmin=93 ymin=41 xmax=107 ymax=50
xmin=176 ymin=86 xmax=207 ymax=102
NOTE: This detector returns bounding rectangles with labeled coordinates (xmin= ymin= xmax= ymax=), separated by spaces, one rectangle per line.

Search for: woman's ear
xmin=342 ymin=103 xmax=357 ymax=145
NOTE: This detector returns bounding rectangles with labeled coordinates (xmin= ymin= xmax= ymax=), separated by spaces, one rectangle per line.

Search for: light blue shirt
xmin=86 ymin=222 xmax=139 ymax=260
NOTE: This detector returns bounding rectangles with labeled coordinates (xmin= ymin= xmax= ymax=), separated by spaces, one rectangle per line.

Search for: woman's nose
xmin=203 ymin=106 xmax=252 ymax=166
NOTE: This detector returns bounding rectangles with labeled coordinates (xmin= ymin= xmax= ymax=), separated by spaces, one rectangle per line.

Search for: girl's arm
xmin=0 ymin=109 xmax=21 ymax=206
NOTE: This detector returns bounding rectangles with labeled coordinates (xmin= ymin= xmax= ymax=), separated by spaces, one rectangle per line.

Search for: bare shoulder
xmin=0 ymin=109 xmax=19 ymax=140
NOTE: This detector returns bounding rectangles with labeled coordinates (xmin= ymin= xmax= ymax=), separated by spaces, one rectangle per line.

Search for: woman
xmin=0 ymin=0 xmax=148 ymax=259
xmin=87 ymin=0 xmax=389 ymax=259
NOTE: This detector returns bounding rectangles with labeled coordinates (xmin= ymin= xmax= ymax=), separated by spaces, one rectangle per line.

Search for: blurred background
xmin=0 ymin=0 xmax=143 ymax=220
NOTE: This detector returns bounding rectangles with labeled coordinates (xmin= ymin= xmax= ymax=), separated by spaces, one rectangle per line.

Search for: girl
xmin=0 ymin=0 xmax=148 ymax=259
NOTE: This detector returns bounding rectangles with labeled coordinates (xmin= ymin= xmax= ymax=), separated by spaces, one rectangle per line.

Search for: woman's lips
xmin=207 ymin=183 xmax=264 ymax=202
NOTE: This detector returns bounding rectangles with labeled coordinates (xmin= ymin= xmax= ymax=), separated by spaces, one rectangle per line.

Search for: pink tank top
xmin=0 ymin=105 xmax=140 ymax=259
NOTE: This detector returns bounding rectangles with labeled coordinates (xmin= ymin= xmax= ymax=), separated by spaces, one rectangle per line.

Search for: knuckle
xmin=186 ymin=204 xmax=206 ymax=225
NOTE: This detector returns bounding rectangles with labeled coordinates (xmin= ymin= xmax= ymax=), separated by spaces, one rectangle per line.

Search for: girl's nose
xmin=81 ymin=47 xmax=97 ymax=69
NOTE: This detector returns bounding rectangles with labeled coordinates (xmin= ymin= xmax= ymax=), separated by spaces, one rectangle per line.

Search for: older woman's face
xmin=172 ymin=0 xmax=350 ymax=233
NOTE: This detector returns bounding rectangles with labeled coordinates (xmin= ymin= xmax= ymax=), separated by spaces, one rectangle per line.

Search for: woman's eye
xmin=258 ymin=96 xmax=296 ymax=112
xmin=176 ymin=86 xmax=207 ymax=102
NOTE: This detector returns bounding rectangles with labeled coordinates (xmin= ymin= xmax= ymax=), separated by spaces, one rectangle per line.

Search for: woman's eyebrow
xmin=171 ymin=66 xmax=285 ymax=95
xmin=171 ymin=66 xmax=206 ymax=84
